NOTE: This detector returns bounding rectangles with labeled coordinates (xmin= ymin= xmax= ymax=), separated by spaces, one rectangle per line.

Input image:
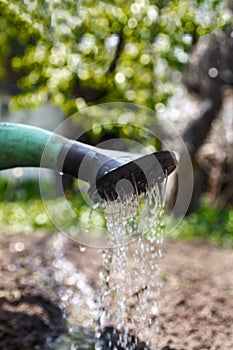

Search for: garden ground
xmin=0 ymin=232 xmax=233 ymax=350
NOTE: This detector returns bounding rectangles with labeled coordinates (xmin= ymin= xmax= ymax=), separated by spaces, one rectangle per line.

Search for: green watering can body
xmin=0 ymin=123 xmax=65 ymax=170
xmin=0 ymin=123 xmax=176 ymax=202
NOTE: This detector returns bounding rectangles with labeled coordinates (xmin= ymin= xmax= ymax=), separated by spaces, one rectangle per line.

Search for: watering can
xmin=0 ymin=123 xmax=176 ymax=202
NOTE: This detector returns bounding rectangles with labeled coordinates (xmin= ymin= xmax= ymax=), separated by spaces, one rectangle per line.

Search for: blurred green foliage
xmin=0 ymin=175 xmax=233 ymax=248
xmin=172 ymin=202 xmax=233 ymax=247
xmin=0 ymin=200 xmax=53 ymax=234
xmin=0 ymin=178 xmax=42 ymax=201
xmin=0 ymin=178 xmax=106 ymax=235
xmin=2 ymin=198 xmax=233 ymax=247
xmin=0 ymin=0 xmax=231 ymax=120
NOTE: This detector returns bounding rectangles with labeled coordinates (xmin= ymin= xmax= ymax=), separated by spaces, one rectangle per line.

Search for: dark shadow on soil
xmin=0 ymin=293 xmax=66 ymax=350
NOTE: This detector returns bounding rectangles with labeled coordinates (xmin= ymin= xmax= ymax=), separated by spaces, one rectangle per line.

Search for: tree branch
xmin=107 ymin=29 xmax=124 ymax=73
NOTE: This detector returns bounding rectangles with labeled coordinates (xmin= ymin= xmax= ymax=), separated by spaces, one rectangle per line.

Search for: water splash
xmin=96 ymin=181 xmax=167 ymax=349
xmin=49 ymin=233 xmax=97 ymax=348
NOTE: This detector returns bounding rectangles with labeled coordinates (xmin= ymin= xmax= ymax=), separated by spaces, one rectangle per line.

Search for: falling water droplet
xmin=71 ymin=341 xmax=79 ymax=350
xmin=93 ymin=203 xmax=99 ymax=210
xmin=85 ymin=208 xmax=93 ymax=235
xmin=79 ymin=245 xmax=87 ymax=253
xmin=208 ymin=67 xmax=218 ymax=78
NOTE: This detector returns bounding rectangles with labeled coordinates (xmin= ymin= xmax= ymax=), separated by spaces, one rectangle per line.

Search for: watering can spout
xmin=0 ymin=123 xmax=176 ymax=202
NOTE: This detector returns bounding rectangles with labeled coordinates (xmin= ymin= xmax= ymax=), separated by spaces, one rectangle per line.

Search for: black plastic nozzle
xmin=58 ymin=140 xmax=176 ymax=203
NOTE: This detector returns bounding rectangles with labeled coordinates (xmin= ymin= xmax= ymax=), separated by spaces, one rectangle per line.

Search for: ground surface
xmin=0 ymin=232 xmax=233 ymax=350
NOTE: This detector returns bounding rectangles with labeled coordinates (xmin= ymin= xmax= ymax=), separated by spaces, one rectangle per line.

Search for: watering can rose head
xmin=88 ymin=151 xmax=177 ymax=203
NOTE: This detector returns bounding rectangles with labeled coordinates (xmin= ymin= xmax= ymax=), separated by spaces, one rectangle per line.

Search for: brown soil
xmin=0 ymin=233 xmax=233 ymax=350
xmin=159 ymin=240 xmax=233 ymax=350
xmin=0 ymin=234 xmax=66 ymax=350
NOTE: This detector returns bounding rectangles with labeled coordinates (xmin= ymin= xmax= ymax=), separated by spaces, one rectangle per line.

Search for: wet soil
xmin=0 ymin=232 xmax=233 ymax=350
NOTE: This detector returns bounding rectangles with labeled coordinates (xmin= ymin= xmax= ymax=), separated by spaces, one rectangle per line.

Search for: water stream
xmin=50 ymin=180 xmax=166 ymax=350
xmin=96 ymin=181 xmax=166 ymax=349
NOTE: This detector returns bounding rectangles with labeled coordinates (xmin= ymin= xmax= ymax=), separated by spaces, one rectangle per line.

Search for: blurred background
xmin=0 ymin=0 xmax=232 ymax=243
